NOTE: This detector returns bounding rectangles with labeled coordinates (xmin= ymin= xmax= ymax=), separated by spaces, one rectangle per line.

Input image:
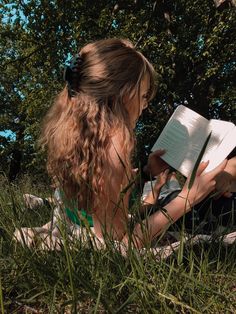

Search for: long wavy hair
xmin=40 ymin=38 xmax=157 ymax=211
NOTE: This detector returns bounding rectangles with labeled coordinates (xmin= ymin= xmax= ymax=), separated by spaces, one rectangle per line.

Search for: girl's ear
xmin=122 ymin=89 xmax=136 ymax=106
xmin=122 ymin=94 xmax=129 ymax=106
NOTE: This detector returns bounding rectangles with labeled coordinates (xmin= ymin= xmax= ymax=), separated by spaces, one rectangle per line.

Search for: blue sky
xmin=0 ymin=130 xmax=16 ymax=140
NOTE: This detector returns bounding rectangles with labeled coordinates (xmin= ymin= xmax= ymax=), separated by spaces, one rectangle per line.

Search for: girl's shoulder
xmin=107 ymin=131 xmax=127 ymax=169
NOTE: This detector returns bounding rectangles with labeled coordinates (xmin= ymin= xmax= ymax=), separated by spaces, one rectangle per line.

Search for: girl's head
xmin=67 ymin=38 xmax=157 ymax=124
xmin=40 ymin=38 xmax=157 ymax=208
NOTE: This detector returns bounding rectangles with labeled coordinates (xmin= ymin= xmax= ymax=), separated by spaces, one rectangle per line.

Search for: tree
xmin=0 ymin=0 xmax=235 ymax=180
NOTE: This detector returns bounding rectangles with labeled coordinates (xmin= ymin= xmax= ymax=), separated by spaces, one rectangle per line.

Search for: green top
xmin=58 ymin=189 xmax=94 ymax=227
xmin=64 ymin=184 xmax=138 ymax=228
xmin=65 ymin=207 xmax=94 ymax=227
xmin=62 ymin=182 xmax=137 ymax=228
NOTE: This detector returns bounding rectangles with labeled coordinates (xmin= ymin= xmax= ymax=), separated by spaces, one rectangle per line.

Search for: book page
xmin=152 ymin=106 xmax=236 ymax=176
xmin=204 ymin=123 xmax=236 ymax=172
xmin=203 ymin=120 xmax=235 ymax=159
xmin=152 ymin=105 xmax=210 ymax=177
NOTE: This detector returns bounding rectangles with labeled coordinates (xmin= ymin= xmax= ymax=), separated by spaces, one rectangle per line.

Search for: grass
xmin=0 ymin=174 xmax=236 ymax=313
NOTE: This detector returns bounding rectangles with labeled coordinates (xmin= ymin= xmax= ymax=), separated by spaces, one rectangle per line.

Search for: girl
xmin=40 ymin=38 xmax=226 ymax=249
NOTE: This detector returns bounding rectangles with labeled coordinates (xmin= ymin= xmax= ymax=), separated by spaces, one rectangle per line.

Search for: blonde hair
xmin=40 ymin=38 xmax=157 ymax=210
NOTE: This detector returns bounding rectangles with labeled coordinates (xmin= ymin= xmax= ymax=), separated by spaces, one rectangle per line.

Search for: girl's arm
xmin=93 ymin=135 xmax=227 ymax=248
xmin=122 ymin=159 xmax=227 ymax=248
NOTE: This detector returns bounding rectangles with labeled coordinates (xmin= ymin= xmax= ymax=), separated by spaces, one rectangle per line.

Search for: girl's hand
xmin=214 ymin=171 xmax=233 ymax=198
xmin=142 ymin=169 xmax=169 ymax=205
xmin=179 ymin=160 xmax=227 ymax=209
xmin=154 ymin=168 xmax=170 ymax=191
xmin=144 ymin=149 xmax=169 ymax=177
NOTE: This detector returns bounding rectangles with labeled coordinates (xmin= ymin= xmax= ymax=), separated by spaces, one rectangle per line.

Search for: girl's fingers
xmin=154 ymin=169 xmax=170 ymax=189
xmin=152 ymin=149 xmax=166 ymax=157
xmin=206 ymin=159 xmax=228 ymax=178
xmin=196 ymin=161 xmax=209 ymax=176
xmin=223 ymin=192 xmax=233 ymax=198
xmin=214 ymin=191 xmax=232 ymax=200
xmin=163 ymin=168 xmax=170 ymax=176
xmin=160 ymin=168 xmax=170 ymax=181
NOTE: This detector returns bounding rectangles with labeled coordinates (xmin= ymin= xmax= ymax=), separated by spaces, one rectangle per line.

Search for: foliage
xmin=0 ymin=0 xmax=235 ymax=180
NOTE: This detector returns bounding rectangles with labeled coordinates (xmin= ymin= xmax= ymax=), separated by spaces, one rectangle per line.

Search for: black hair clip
xmin=64 ymin=54 xmax=83 ymax=97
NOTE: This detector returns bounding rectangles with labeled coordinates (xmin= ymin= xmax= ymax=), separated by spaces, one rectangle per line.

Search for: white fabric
xmin=13 ymin=204 xmax=236 ymax=259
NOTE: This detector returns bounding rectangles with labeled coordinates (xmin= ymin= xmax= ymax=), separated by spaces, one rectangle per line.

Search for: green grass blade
xmin=0 ymin=237 xmax=4 ymax=314
xmin=93 ymin=279 xmax=102 ymax=314
xmin=188 ymin=132 xmax=212 ymax=189
xmin=0 ymin=274 xmax=4 ymax=314
xmin=114 ymin=292 xmax=136 ymax=313
xmin=49 ymin=285 xmax=57 ymax=314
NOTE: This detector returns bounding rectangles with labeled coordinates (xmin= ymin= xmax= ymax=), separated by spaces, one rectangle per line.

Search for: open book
xmin=152 ymin=105 xmax=236 ymax=178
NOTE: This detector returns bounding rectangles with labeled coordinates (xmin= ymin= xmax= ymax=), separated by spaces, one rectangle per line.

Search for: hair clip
xmin=64 ymin=54 xmax=83 ymax=97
